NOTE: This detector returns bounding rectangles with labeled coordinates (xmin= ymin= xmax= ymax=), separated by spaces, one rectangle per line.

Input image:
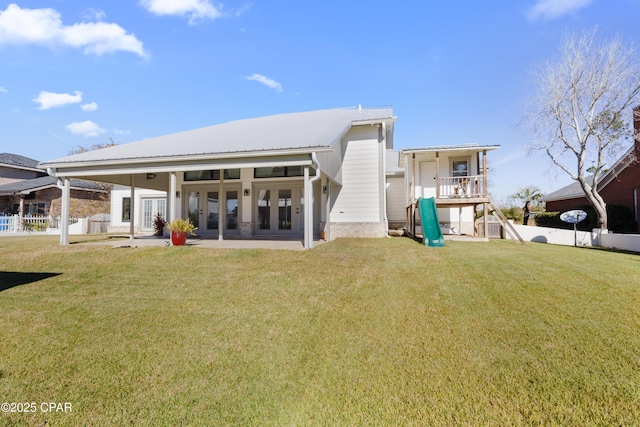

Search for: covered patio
xmin=40 ymin=108 xmax=397 ymax=249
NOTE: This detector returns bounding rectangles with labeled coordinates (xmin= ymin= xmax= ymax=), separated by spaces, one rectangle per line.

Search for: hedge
xmin=535 ymin=204 xmax=636 ymax=233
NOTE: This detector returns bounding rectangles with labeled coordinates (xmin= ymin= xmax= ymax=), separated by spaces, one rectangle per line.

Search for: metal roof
xmin=400 ymin=144 xmax=500 ymax=154
xmin=41 ymin=107 xmax=395 ymax=167
xmin=0 ymin=176 xmax=106 ymax=195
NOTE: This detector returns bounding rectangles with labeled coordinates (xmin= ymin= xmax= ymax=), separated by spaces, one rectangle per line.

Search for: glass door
xmin=278 ymin=189 xmax=292 ymax=230
xmin=187 ymin=191 xmax=201 ymax=233
xmin=141 ymin=198 xmax=166 ymax=232
xmin=206 ymin=192 xmax=219 ymax=233
xmin=255 ymin=184 xmax=303 ymax=235
xmin=185 ymin=187 xmax=239 ymax=237
xmin=226 ymin=191 xmax=238 ymax=231
xmin=257 ymin=189 xmax=271 ymax=230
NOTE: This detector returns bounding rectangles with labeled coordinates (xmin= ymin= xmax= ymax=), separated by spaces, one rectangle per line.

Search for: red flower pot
xmin=171 ymin=232 xmax=187 ymax=246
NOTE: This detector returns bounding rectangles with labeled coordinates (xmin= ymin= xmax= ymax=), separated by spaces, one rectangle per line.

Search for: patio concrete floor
xmin=84 ymin=235 xmax=321 ymax=250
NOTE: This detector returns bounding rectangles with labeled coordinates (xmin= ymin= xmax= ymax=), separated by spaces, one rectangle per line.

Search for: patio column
xmin=130 ymin=175 xmax=135 ymax=241
xmin=218 ymin=169 xmax=224 ymax=241
xmin=304 ymin=166 xmax=311 ymax=249
xmin=484 ymin=202 xmax=489 ymax=238
xmin=169 ymin=171 xmax=176 ymax=223
xmin=482 ymin=150 xmax=488 ymax=197
xmin=18 ymin=195 xmax=25 ymax=217
xmin=435 ymin=152 xmax=440 ymax=199
xmin=60 ymin=178 xmax=70 ymax=245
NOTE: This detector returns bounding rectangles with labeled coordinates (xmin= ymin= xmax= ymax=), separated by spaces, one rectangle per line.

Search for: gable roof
xmin=400 ymin=144 xmax=500 ymax=154
xmin=41 ymin=107 xmax=396 ymax=168
xmin=0 ymin=153 xmax=41 ymax=172
xmin=0 ymin=176 xmax=106 ymax=196
xmin=398 ymin=144 xmax=500 ymax=167
xmin=542 ymin=144 xmax=638 ymax=202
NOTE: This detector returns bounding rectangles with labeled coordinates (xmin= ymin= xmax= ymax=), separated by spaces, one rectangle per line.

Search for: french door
xmin=255 ymin=184 xmax=304 ymax=235
xmin=185 ymin=187 xmax=240 ymax=237
xmin=141 ymin=198 xmax=166 ymax=232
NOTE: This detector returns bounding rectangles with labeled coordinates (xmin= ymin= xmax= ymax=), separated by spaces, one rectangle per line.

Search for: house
xmin=0 ymin=153 xmax=108 ymax=219
xmin=41 ymin=107 xmax=398 ymax=247
xmin=543 ymin=112 xmax=640 ymax=233
xmin=40 ymin=107 xmax=510 ymax=246
xmin=398 ymin=145 xmax=506 ymax=239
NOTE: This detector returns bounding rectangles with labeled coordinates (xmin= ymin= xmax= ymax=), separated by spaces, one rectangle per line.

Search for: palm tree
xmin=510 ymin=186 xmax=544 ymax=225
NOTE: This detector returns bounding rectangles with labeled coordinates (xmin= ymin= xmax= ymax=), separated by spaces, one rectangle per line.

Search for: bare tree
xmin=67 ymin=137 xmax=118 ymax=156
xmin=526 ymin=27 xmax=640 ymax=230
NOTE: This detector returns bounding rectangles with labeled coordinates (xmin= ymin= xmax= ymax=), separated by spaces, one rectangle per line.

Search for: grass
xmin=0 ymin=235 xmax=639 ymax=426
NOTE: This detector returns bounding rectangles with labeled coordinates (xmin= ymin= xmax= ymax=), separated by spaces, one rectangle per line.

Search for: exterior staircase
xmin=488 ymin=201 xmax=526 ymax=244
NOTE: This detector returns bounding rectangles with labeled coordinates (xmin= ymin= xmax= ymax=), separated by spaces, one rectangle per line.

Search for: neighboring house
xmin=0 ymin=153 xmax=47 ymax=186
xmin=399 ymin=145 xmax=501 ymax=237
xmin=0 ymin=153 xmax=108 ymax=218
xmin=543 ymin=116 xmax=640 ymax=233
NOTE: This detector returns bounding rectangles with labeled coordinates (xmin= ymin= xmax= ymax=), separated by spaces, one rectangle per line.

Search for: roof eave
xmin=40 ymin=146 xmax=332 ymax=170
xmin=0 ymin=163 xmax=42 ymax=173
xmin=400 ymin=145 xmax=500 ymax=154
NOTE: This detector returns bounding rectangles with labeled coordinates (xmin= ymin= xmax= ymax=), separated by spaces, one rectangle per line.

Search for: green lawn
xmin=1 ymin=236 xmax=639 ymax=426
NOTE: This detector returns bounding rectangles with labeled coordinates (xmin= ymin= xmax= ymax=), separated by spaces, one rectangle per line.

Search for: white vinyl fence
xmin=0 ymin=215 xmax=79 ymax=234
xmin=512 ymin=224 xmax=640 ymax=253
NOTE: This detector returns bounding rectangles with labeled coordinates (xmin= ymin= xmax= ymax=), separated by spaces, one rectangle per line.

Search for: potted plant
xmin=167 ymin=218 xmax=197 ymax=246
xmin=153 ymin=212 xmax=167 ymax=236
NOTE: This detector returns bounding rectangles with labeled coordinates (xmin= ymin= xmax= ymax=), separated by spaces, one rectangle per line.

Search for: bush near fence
xmin=535 ymin=204 xmax=636 ymax=233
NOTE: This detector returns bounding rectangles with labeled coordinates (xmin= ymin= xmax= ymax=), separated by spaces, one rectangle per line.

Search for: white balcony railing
xmin=438 ymin=175 xmax=485 ymax=198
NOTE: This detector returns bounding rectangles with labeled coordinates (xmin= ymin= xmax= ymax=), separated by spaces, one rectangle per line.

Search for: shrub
xmin=535 ymin=204 xmax=636 ymax=233
xmin=501 ymin=207 xmax=522 ymax=222
xmin=534 ymin=212 xmax=564 ymax=228
xmin=153 ymin=213 xmax=166 ymax=236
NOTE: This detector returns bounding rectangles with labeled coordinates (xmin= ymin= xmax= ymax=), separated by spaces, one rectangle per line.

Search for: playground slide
xmin=418 ymin=197 xmax=445 ymax=247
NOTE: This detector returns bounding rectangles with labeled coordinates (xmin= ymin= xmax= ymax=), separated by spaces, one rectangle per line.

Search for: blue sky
xmin=1 ymin=0 xmax=640 ymax=203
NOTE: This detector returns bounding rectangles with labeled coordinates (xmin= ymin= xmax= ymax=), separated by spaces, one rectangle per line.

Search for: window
xmin=122 ymin=197 xmax=131 ymax=222
xmin=184 ymin=169 xmax=240 ymax=181
xmin=254 ymin=166 xmax=316 ymax=179
xmin=451 ymin=160 xmax=469 ymax=177
xmin=28 ymin=202 xmax=45 ymax=215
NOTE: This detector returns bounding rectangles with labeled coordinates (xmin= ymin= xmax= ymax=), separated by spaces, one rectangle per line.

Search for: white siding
xmin=110 ymin=185 xmax=167 ymax=229
xmin=331 ymin=128 xmax=381 ymax=222
xmin=386 ymin=176 xmax=405 ymax=222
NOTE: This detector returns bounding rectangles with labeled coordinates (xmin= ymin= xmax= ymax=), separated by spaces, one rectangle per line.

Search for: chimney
xmin=633 ymin=105 xmax=640 ymax=146
xmin=634 ymin=106 xmax=640 ymax=156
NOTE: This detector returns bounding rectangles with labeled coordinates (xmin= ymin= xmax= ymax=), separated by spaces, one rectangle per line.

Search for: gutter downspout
xmin=380 ymin=122 xmax=388 ymax=236
xmin=305 ymin=152 xmax=321 ymax=249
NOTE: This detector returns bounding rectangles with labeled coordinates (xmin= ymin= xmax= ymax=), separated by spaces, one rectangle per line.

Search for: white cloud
xmin=141 ymin=0 xmax=222 ymax=24
xmin=0 ymin=4 xmax=148 ymax=57
xmin=65 ymin=120 xmax=106 ymax=137
xmin=81 ymin=102 xmax=98 ymax=111
xmin=526 ymin=0 xmax=593 ymax=21
xmin=113 ymin=128 xmax=131 ymax=135
xmin=245 ymin=73 xmax=283 ymax=93
xmin=82 ymin=8 xmax=106 ymax=22
xmin=0 ymin=86 xmax=7 ymax=93
xmin=34 ymin=90 xmax=82 ymax=110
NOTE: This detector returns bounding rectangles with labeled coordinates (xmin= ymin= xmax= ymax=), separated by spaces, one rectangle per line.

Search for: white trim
xmin=40 ymin=149 xmax=327 ymax=170
xmin=46 ymin=156 xmax=315 ymax=178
